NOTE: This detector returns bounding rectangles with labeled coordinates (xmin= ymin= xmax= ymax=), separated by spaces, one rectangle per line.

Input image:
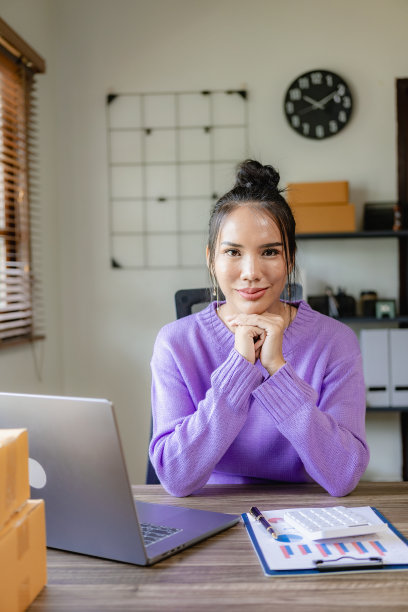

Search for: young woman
xmin=149 ymin=160 xmax=369 ymax=497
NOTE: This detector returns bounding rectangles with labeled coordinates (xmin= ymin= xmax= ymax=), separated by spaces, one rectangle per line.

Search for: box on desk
xmin=0 ymin=429 xmax=30 ymax=530
xmin=287 ymin=181 xmax=349 ymax=205
xmin=291 ymin=203 xmax=356 ymax=233
xmin=0 ymin=499 xmax=47 ymax=612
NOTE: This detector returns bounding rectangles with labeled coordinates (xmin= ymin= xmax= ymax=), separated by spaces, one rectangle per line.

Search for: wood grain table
xmin=29 ymin=482 xmax=408 ymax=611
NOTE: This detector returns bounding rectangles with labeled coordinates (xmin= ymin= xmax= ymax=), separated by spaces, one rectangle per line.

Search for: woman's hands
xmin=226 ymin=312 xmax=286 ymax=375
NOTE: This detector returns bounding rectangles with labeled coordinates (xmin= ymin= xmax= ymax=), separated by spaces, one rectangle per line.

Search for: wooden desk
xmin=30 ymin=482 xmax=408 ymax=611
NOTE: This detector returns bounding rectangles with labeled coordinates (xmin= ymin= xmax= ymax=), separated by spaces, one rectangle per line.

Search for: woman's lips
xmin=236 ymin=288 xmax=268 ymax=301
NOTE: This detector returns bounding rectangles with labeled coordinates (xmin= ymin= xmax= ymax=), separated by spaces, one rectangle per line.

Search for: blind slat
xmin=0 ymin=26 xmax=44 ymax=346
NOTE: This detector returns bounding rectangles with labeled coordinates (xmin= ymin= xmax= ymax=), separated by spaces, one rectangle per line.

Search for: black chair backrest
xmin=146 ymin=288 xmax=214 ymax=484
xmin=174 ymin=288 xmax=213 ymax=319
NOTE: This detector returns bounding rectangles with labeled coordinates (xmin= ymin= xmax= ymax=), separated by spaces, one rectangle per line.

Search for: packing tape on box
xmin=17 ymin=518 xmax=30 ymax=559
xmin=18 ymin=577 xmax=31 ymax=612
xmin=6 ymin=444 xmax=17 ymax=510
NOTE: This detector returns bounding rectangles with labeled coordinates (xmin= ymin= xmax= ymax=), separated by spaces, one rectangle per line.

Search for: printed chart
xmin=246 ymin=507 xmax=408 ymax=571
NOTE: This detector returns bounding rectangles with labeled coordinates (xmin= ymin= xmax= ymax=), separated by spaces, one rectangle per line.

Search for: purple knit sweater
xmin=150 ymin=300 xmax=369 ymax=497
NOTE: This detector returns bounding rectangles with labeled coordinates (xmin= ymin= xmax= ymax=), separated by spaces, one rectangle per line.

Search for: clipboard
xmin=242 ymin=506 xmax=408 ymax=577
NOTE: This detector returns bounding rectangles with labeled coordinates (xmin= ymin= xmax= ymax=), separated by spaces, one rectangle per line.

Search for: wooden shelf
xmin=336 ymin=316 xmax=408 ymax=324
xmin=296 ymin=229 xmax=408 ymax=240
xmin=367 ymin=406 xmax=408 ymax=412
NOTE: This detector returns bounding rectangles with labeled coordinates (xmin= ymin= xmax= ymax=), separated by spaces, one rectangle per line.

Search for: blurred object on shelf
xmin=393 ymin=204 xmax=402 ymax=231
xmin=363 ymin=202 xmax=402 ymax=231
xmin=375 ymin=300 xmax=396 ymax=319
xmin=335 ymin=288 xmax=357 ymax=317
xmin=308 ymin=287 xmax=356 ymax=318
xmin=360 ymin=291 xmax=378 ymax=317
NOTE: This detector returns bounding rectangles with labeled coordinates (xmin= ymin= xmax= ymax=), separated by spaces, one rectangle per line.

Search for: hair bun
xmin=235 ymin=159 xmax=281 ymax=191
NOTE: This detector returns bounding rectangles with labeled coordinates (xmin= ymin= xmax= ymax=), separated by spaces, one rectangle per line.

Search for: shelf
xmin=367 ymin=406 xmax=408 ymax=412
xmin=335 ymin=316 xmax=408 ymax=324
xmin=296 ymin=230 xmax=408 ymax=240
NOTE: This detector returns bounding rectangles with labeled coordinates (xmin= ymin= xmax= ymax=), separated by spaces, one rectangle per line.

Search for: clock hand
xmin=302 ymin=95 xmax=325 ymax=110
xmin=298 ymin=104 xmax=320 ymax=115
xmin=315 ymin=88 xmax=343 ymax=108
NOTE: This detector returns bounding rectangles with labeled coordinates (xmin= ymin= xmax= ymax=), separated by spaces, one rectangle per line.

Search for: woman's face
xmin=209 ymin=205 xmax=289 ymax=316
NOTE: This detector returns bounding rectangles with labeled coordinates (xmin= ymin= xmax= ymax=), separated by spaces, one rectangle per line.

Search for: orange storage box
xmin=0 ymin=429 xmax=30 ymax=530
xmin=292 ymin=203 xmax=356 ymax=233
xmin=287 ymin=181 xmax=349 ymax=205
xmin=0 ymin=500 xmax=47 ymax=612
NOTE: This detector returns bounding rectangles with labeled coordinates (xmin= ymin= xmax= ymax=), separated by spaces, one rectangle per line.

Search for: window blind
xmin=0 ymin=18 xmax=45 ymax=346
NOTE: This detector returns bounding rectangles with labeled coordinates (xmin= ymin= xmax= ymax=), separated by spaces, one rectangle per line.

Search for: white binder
xmin=390 ymin=329 xmax=408 ymax=407
xmin=360 ymin=329 xmax=390 ymax=407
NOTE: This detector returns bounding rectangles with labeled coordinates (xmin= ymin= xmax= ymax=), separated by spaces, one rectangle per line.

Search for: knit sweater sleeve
xmin=253 ymin=331 xmax=370 ymax=497
xmin=149 ymin=324 xmax=264 ymax=497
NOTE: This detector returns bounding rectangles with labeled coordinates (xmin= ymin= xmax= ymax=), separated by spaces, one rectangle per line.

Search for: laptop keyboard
xmin=140 ymin=522 xmax=182 ymax=547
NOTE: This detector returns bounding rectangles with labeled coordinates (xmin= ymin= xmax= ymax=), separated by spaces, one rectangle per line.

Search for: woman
xmin=150 ymin=160 xmax=369 ymax=497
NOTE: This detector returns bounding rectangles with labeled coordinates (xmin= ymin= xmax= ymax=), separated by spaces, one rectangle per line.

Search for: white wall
xmin=1 ymin=0 xmax=407 ymax=483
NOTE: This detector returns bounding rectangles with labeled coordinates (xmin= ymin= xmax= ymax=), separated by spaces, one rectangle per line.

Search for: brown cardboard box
xmin=0 ymin=429 xmax=30 ymax=530
xmin=292 ymin=203 xmax=356 ymax=233
xmin=0 ymin=500 xmax=47 ymax=612
xmin=287 ymin=181 xmax=349 ymax=205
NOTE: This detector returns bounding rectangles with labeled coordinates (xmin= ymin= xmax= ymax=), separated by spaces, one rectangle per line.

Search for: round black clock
xmin=283 ymin=69 xmax=353 ymax=140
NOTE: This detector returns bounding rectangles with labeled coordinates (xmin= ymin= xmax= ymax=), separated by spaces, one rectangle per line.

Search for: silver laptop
xmin=0 ymin=392 xmax=239 ymax=565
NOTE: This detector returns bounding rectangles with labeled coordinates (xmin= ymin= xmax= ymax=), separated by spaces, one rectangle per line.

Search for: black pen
xmin=249 ymin=506 xmax=277 ymax=538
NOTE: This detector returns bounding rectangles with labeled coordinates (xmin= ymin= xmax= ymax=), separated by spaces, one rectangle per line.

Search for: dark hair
xmin=207 ymin=159 xmax=297 ymax=300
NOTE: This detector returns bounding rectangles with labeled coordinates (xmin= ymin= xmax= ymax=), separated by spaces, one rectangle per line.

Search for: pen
xmin=249 ymin=506 xmax=277 ymax=538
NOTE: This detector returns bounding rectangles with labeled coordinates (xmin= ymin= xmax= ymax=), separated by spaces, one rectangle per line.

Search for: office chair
xmin=146 ymin=288 xmax=215 ymax=484
xmin=146 ymin=283 xmax=302 ymax=484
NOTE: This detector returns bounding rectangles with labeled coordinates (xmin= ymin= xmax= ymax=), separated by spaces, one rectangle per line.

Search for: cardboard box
xmin=0 ymin=500 xmax=47 ymax=612
xmin=0 ymin=429 xmax=30 ymax=530
xmin=287 ymin=181 xmax=349 ymax=205
xmin=292 ymin=203 xmax=356 ymax=233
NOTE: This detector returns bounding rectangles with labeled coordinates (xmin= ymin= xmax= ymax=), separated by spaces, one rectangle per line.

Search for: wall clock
xmin=283 ymin=69 xmax=353 ymax=140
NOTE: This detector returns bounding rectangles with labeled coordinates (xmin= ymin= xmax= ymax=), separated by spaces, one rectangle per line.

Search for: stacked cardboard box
xmin=0 ymin=429 xmax=47 ymax=612
xmin=286 ymin=181 xmax=356 ymax=233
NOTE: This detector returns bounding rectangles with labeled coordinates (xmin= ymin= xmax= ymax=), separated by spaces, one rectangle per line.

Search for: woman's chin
xmin=239 ymin=302 xmax=268 ymax=316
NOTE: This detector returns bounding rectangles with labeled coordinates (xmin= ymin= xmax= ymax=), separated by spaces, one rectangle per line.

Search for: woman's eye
xmin=225 ymin=249 xmax=240 ymax=257
xmin=263 ymin=248 xmax=279 ymax=257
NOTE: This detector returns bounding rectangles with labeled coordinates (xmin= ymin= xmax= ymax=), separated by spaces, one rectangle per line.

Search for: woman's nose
xmin=240 ymin=255 xmax=261 ymax=281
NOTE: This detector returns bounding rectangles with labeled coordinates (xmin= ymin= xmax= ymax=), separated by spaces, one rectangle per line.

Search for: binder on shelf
xmin=390 ymin=329 xmax=408 ymax=407
xmin=360 ymin=329 xmax=390 ymax=407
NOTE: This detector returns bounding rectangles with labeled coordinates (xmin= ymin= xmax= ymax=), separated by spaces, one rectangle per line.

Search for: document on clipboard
xmin=242 ymin=506 xmax=408 ymax=577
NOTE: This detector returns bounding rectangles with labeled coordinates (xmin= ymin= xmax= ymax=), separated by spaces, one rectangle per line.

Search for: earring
xmin=210 ymin=272 xmax=220 ymax=310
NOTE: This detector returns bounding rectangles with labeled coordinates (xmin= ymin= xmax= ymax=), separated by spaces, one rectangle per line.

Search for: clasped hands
xmin=225 ymin=312 xmax=286 ymax=376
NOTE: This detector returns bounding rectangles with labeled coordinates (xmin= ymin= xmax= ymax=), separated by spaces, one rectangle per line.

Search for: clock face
xmin=283 ymin=69 xmax=353 ymax=140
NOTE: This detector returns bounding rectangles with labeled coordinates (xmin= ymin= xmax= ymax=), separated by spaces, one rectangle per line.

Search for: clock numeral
xmin=311 ymin=72 xmax=322 ymax=85
xmin=343 ymin=96 xmax=351 ymax=109
xmin=315 ymin=125 xmax=325 ymax=138
xmin=325 ymin=74 xmax=334 ymax=87
xmin=298 ymin=77 xmax=309 ymax=89
xmin=289 ymin=88 xmax=301 ymax=101
xmin=334 ymin=94 xmax=341 ymax=104
xmin=302 ymin=122 xmax=310 ymax=135
xmin=337 ymin=84 xmax=346 ymax=96
xmin=338 ymin=110 xmax=347 ymax=123
xmin=286 ymin=101 xmax=295 ymax=114
xmin=291 ymin=115 xmax=300 ymax=128
xmin=329 ymin=120 xmax=338 ymax=133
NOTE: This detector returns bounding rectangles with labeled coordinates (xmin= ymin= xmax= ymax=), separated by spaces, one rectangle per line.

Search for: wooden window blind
xmin=0 ymin=18 xmax=45 ymax=347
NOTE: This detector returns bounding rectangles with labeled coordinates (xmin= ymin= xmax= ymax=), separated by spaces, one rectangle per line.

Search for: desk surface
xmin=30 ymin=482 xmax=408 ymax=611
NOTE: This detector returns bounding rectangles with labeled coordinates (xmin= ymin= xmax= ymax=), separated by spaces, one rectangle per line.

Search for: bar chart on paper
xmin=279 ymin=539 xmax=387 ymax=560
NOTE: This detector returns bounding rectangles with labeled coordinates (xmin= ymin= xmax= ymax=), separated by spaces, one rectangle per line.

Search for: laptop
xmin=0 ymin=392 xmax=239 ymax=565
